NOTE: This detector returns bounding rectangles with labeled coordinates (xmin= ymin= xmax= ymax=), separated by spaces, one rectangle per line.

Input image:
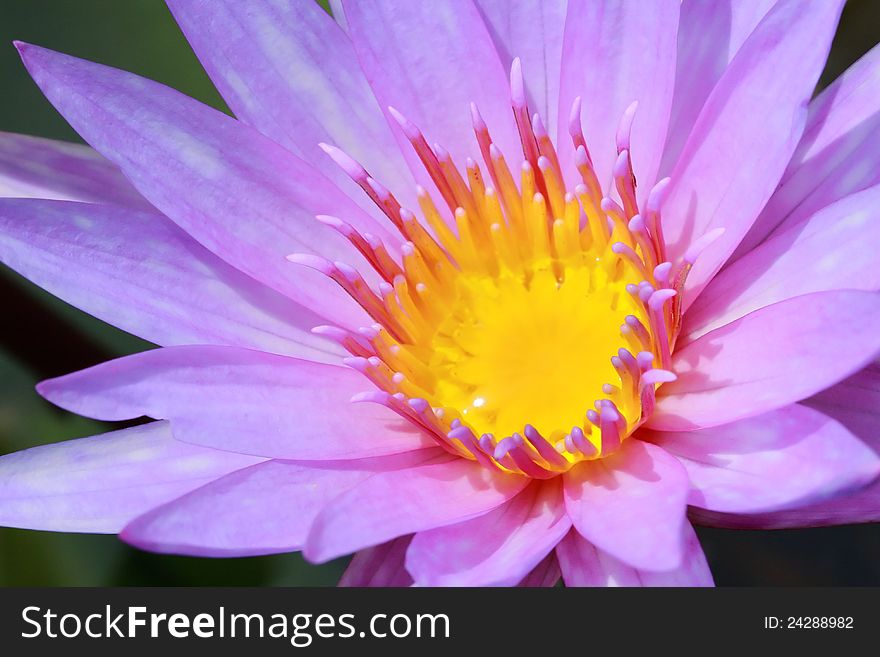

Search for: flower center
xmin=292 ymin=59 xmax=719 ymax=477
xmin=425 ymin=209 xmax=647 ymax=451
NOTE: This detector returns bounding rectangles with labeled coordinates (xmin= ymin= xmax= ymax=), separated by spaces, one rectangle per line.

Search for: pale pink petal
xmin=304 ymin=458 xmax=530 ymax=563
xmin=0 ymin=198 xmax=340 ymax=361
xmin=684 ymin=183 xmax=880 ymax=341
xmin=167 ymin=0 xmax=414 ymax=212
xmin=652 ymin=291 xmax=880 ymax=431
xmin=37 ymin=345 xmax=434 ymax=460
xmin=644 ymin=404 xmax=880 ymax=514
xmin=405 ymin=479 xmax=570 ymax=586
xmin=563 ymin=439 xmax=689 ymax=572
xmin=694 ymin=486 xmax=880 ymax=529
xmin=0 ymin=422 xmax=262 ymax=533
xmin=343 ymin=0 xmax=521 ymax=185
xmin=805 ymin=361 xmax=880 ymax=451
xmin=121 ymin=452 xmax=439 ymax=557
xmin=517 ymin=552 xmax=561 ymax=587
xmin=556 ymin=524 xmax=713 ymax=587
xmin=16 ymin=42 xmax=393 ymax=330
xmin=736 ymin=43 xmax=880 ymax=257
xmin=696 ymin=363 xmax=880 ymax=528
xmin=475 ymin=0 xmax=568 ymax=136
xmin=340 ymin=537 xmax=414 ymax=587
xmin=660 ymin=0 xmax=776 ymax=175
xmin=558 ymin=0 xmax=679 ymax=198
xmin=0 ymin=131 xmax=147 ymax=207
xmin=661 ymin=0 xmax=844 ymax=309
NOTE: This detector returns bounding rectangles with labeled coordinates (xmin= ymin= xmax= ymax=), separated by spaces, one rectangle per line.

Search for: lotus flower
xmin=1 ymin=0 xmax=879 ymax=587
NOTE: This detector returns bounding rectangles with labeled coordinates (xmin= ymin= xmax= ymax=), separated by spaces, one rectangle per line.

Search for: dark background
xmin=0 ymin=0 xmax=877 ymax=585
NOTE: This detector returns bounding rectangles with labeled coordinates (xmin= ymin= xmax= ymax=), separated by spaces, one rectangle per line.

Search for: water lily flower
xmin=1 ymin=0 xmax=879 ymax=587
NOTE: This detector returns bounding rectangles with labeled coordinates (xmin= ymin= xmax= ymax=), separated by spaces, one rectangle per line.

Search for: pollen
xmin=293 ymin=58 xmax=720 ymax=478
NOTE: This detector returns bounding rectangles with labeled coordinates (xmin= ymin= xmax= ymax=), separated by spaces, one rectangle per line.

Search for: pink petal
xmin=652 ymin=290 xmax=880 ymax=431
xmin=805 ymin=361 xmax=880 ymax=450
xmin=644 ymin=404 xmax=880 ymax=514
xmin=697 ymin=362 xmax=880 ymax=528
xmin=558 ymin=0 xmax=679 ymax=197
xmin=343 ymin=0 xmax=520 ymax=185
xmin=736 ymin=43 xmax=880 ymax=257
xmin=563 ymin=439 xmax=689 ymax=572
xmin=0 ymin=131 xmax=147 ymax=207
xmin=556 ymin=524 xmax=713 ymax=587
xmin=340 ymin=536 xmax=414 ymax=587
xmin=37 ymin=345 xmax=434 ymax=460
xmin=305 ymin=457 xmax=530 ymax=563
xmin=661 ymin=0 xmax=844 ymax=309
xmin=660 ymin=0 xmax=776 ymax=175
xmin=0 ymin=422 xmax=262 ymax=533
xmin=16 ymin=42 xmax=392 ymax=330
xmin=517 ymin=552 xmax=561 ymax=588
xmin=121 ymin=451 xmax=439 ymax=557
xmin=167 ymin=0 xmax=414 ymax=213
xmin=684 ymin=183 xmax=880 ymax=341
xmin=0 ymin=198 xmax=340 ymax=362
xmin=475 ymin=0 xmax=568 ymax=136
xmin=405 ymin=479 xmax=570 ymax=586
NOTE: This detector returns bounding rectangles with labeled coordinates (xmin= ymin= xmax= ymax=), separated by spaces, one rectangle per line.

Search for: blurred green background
xmin=0 ymin=0 xmax=878 ymax=586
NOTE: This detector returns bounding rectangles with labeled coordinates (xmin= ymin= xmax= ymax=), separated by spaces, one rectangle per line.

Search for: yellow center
xmin=307 ymin=102 xmax=681 ymax=474
xmin=427 ymin=257 xmax=644 ymax=445
xmin=353 ymin=164 xmax=661 ymax=469
xmin=329 ymin=146 xmax=674 ymax=475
